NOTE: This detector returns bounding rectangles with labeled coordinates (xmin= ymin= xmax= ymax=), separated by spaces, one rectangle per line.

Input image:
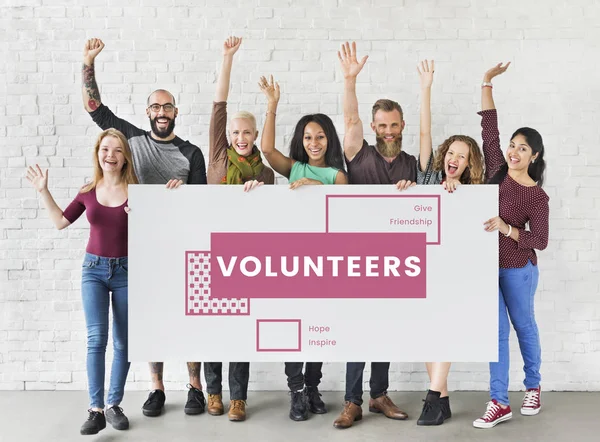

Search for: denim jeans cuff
xmin=206 ymin=387 xmax=222 ymax=395
xmin=344 ymin=397 xmax=362 ymax=406
xmin=370 ymin=389 xmax=388 ymax=399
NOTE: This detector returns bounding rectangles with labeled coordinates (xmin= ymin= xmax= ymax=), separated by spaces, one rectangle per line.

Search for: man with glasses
xmin=81 ymin=38 xmax=207 ymax=421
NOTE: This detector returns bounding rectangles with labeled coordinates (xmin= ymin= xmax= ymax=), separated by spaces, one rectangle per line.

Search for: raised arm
xmin=480 ymin=62 xmax=511 ymax=180
xmin=208 ymin=37 xmax=242 ymax=183
xmin=215 ymin=36 xmax=242 ymax=102
xmin=82 ymin=38 xmax=105 ymax=112
xmin=258 ymin=75 xmax=293 ymax=178
xmin=481 ymin=62 xmax=510 ymax=111
xmin=338 ymin=42 xmax=368 ymax=162
xmin=26 ymin=165 xmax=71 ymax=230
xmin=418 ymin=60 xmax=434 ymax=173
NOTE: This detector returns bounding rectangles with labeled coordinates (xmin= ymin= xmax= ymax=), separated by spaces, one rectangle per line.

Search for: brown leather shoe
xmin=207 ymin=393 xmax=224 ymax=416
xmin=333 ymin=401 xmax=362 ymax=429
xmin=368 ymin=394 xmax=408 ymax=420
xmin=228 ymin=400 xmax=246 ymax=422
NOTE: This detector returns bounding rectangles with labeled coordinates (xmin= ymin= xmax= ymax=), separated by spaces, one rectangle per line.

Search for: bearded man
xmin=332 ymin=41 xmax=415 ymax=430
xmin=81 ymin=38 xmax=207 ymax=420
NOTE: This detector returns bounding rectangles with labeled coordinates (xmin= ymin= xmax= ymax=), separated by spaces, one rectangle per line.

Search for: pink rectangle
xmin=256 ymin=319 xmax=302 ymax=352
xmin=325 ymin=194 xmax=441 ymax=245
xmin=211 ymin=232 xmax=426 ymax=299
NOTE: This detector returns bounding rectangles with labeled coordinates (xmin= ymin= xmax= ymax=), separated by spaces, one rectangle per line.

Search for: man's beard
xmin=375 ymin=134 xmax=403 ymax=158
xmin=150 ymin=116 xmax=176 ymax=139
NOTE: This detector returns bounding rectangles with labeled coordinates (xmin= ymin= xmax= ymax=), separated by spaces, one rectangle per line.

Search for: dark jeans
xmin=345 ymin=362 xmax=390 ymax=406
xmin=285 ymin=362 xmax=323 ymax=391
xmin=204 ymin=362 xmax=249 ymax=400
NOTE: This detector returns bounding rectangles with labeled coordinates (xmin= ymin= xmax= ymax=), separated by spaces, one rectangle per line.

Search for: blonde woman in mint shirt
xmin=251 ymin=75 xmax=346 ymax=421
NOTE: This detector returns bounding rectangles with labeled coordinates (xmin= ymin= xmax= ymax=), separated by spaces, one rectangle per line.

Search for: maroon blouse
xmin=63 ymin=188 xmax=128 ymax=258
xmin=479 ymin=109 xmax=549 ymax=269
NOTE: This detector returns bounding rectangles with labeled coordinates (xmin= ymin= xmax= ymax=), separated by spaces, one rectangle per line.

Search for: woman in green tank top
xmin=255 ymin=75 xmax=348 ymax=188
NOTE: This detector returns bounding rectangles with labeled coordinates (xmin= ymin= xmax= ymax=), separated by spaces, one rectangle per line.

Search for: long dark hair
xmin=289 ymin=114 xmax=346 ymax=171
xmin=488 ymin=127 xmax=546 ymax=187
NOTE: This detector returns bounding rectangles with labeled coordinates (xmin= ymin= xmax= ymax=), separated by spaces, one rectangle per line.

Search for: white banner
xmin=128 ymin=185 xmax=498 ymax=362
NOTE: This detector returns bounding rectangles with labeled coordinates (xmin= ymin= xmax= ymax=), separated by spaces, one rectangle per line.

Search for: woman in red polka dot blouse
xmin=472 ymin=63 xmax=549 ymax=430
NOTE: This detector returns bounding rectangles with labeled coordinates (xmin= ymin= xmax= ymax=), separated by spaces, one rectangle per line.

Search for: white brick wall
xmin=1 ymin=0 xmax=599 ymax=393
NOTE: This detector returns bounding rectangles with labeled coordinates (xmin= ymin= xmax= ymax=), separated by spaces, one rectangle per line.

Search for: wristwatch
xmin=482 ymin=81 xmax=493 ymax=88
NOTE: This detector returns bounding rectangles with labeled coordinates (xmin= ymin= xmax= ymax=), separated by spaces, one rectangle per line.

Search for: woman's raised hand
xmin=223 ymin=36 xmax=242 ymax=57
xmin=483 ymin=62 xmax=511 ymax=82
xmin=418 ymin=59 xmax=435 ymax=89
xmin=26 ymin=164 xmax=49 ymax=193
xmin=258 ymin=75 xmax=280 ymax=104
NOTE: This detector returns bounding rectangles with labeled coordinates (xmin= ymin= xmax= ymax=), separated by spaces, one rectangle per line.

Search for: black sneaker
xmin=80 ymin=409 xmax=106 ymax=435
xmin=184 ymin=384 xmax=206 ymax=415
xmin=289 ymin=388 xmax=308 ymax=421
xmin=440 ymin=396 xmax=452 ymax=420
xmin=417 ymin=396 xmax=444 ymax=426
xmin=142 ymin=389 xmax=166 ymax=417
xmin=105 ymin=406 xmax=129 ymax=430
xmin=306 ymin=386 xmax=327 ymax=414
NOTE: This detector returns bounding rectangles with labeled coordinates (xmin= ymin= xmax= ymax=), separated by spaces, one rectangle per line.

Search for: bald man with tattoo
xmin=82 ymin=38 xmax=207 ymax=418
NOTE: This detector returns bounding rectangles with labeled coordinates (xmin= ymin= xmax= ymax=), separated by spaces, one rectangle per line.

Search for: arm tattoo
xmin=187 ymin=362 xmax=201 ymax=378
xmin=82 ymin=63 xmax=101 ymax=111
xmin=150 ymin=362 xmax=164 ymax=381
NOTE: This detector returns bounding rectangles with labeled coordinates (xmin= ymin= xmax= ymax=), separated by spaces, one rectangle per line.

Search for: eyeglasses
xmin=148 ymin=103 xmax=175 ymax=112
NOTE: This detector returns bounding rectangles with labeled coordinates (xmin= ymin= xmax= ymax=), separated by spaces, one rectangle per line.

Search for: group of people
xmin=26 ymin=38 xmax=549 ymax=435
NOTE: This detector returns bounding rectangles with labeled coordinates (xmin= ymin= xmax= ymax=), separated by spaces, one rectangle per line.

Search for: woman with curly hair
xmin=414 ymin=60 xmax=486 ymax=426
xmin=416 ymin=59 xmax=484 ymax=192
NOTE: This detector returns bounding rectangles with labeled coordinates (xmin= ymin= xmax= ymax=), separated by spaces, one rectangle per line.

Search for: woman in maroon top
xmin=26 ymin=128 xmax=139 ymax=436
xmin=473 ymin=64 xmax=549 ymax=429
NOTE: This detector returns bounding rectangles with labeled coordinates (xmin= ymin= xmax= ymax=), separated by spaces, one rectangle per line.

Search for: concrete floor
xmin=0 ymin=390 xmax=596 ymax=442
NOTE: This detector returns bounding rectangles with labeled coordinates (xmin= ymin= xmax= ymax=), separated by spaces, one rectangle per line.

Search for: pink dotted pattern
xmin=185 ymin=251 xmax=250 ymax=316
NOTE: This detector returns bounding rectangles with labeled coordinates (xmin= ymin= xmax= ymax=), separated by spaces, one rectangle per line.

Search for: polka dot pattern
xmin=186 ymin=251 xmax=249 ymax=315
xmin=479 ymin=109 xmax=550 ymax=269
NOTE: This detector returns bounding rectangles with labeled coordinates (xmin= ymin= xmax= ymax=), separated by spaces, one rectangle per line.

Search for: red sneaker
xmin=521 ymin=386 xmax=541 ymax=416
xmin=473 ymin=399 xmax=512 ymax=429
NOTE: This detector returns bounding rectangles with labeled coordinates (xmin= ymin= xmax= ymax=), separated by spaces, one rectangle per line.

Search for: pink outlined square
xmin=325 ymin=194 xmax=442 ymax=245
xmin=256 ymin=319 xmax=302 ymax=352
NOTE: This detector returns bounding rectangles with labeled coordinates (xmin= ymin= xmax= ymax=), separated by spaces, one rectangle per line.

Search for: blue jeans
xmin=81 ymin=253 xmax=130 ymax=409
xmin=490 ymin=261 xmax=541 ymax=405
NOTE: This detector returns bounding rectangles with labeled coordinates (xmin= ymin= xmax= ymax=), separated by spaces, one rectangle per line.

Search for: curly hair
xmin=432 ymin=135 xmax=484 ymax=184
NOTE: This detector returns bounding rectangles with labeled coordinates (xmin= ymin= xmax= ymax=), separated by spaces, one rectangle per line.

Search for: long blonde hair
xmin=81 ymin=128 xmax=139 ymax=193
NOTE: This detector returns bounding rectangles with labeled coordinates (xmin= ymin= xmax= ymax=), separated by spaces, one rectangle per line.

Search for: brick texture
xmin=1 ymin=0 xmax=599 ymax=392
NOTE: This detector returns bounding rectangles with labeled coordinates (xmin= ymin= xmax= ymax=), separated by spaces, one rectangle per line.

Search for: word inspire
xmin=216 ymin=255 xmax=421 ymax=278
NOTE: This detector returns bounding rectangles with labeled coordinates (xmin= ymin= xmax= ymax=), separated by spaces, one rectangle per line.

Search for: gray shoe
xmin=105 ymin=406 xmax=129 ymax=430
xmin=80 ymin=410 xmax=106 ymax=435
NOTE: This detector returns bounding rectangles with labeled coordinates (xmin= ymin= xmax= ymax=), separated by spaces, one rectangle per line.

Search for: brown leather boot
xmin=333 ymin=401 xmax=362 ymax=429
xmin=228 ymin=400 xmax=246 ymax=422
xmin=207 ymin=393 xmax=224 ymax=416
xmin=368 ymin=394 xmax=408 ymax=420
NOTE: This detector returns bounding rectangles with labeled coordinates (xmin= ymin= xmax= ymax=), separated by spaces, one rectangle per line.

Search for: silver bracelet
xmin=505 ymin=225 xmax=512 ymax=237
